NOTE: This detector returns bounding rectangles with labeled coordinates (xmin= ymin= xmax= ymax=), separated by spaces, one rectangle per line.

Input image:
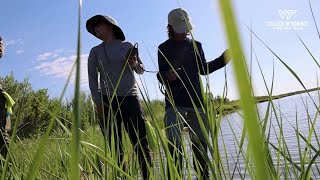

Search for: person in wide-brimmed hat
xmin=156 ymin=8 xmax=232 ymax=179
xmin=86 ymin=15 xmax=151 ymax=179
xmin=86 ymin=15 xmax=125 ymax=41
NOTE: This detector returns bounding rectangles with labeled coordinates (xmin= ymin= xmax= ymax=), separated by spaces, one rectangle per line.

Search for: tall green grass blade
xmin=218 ymin=0 xmax=269 ymax=178
xmin=295 ymin=107 xmax=304 ymax=177
xmin=26 ymin=61 xmax=76 ymax=179
xmin=254 ymin=51 xmax=278 ymax=177
xmin=308 ymin=0 xmax=320 ymax=40
xmin=219 ymin=128 xmax=232 ymax=179
xmin=69 ymin=0 xmax=82 ymax=179
xmin=246 ymin=26 xmax=319 ymax=109
xmin=295 ymin=34 xmax=320 ymax=69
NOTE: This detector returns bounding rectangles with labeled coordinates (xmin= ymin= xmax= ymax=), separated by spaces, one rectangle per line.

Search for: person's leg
xmin=0 ymin=129 xmax=8 ymax=159
xmin=99 ymin=96 xmax=123 ymax=168
xmin=112 ymin=98 xmax=124 ymax=167
xmin=0 ymin=116 xmax=10 ymax=159
xmin=164 ymin=107 xmax=186 ymax=179
xmin=98 ymin=96 xmax=111 ymax=137
xmin=122 ymin=96 xmax=151 ymax=180
xmin=187 ymin=108 xmax=209 ymax=180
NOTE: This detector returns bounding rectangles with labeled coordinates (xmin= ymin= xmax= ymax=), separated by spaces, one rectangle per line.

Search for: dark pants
xmin=0 ymin=117 xmax=9 ymax=159
xmin=165 ymin=107 xmax=209 ymax=180
xmin=0 ymin=129 xmax=9 ymax=159
xmin=99 ymin=96 xmax=151 ymax=180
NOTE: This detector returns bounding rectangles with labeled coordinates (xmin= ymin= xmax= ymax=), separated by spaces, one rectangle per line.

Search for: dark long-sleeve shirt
xmin=157 ymin=38 xmax=229 ymax=108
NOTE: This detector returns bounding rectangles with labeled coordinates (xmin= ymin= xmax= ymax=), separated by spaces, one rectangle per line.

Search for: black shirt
xmin=157 ymin=38 xmax=228 ymax=108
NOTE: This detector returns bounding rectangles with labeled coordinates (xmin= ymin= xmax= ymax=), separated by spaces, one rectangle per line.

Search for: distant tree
xmin=0 ymin=73 xmax=98 ymax=138
xmin=213 ymin=95 xmax=230 ymax=104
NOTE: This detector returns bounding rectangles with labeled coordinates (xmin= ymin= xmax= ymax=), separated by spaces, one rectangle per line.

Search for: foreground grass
xmin=10 ymin=127 xmax=137 ymax=179
xmin=7 ymin=89 xmax=319 ymax=179
xmin=1 ymin=0 xmax=319 ymax=179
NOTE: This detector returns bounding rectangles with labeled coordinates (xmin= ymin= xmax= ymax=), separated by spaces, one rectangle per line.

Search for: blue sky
xmin=0 ymin=0 xmax=319 ymax=101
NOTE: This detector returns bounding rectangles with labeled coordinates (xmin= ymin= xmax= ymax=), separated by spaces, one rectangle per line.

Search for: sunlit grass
xmin=0 ymin=0 xmax=319 ymax=179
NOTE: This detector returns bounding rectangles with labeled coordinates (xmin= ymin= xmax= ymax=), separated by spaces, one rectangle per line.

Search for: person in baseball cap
xmin=157 ymin=8 xmax=232 ymax=179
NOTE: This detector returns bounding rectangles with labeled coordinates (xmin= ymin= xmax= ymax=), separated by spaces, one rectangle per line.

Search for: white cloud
xmin=35 ymin=53 xmax=90 ymax=87
xmin=36 ymin=49 xmax=66 ymax=61
xmin=5 ymin=40 xmax=16 ymax=46
xmin=37 ymin=52 xmax=55 ymax=61
xmin=16 ymin=49 xmax=24 ymax=54
xmin=5 ymin=38 xmax=24 ymax=46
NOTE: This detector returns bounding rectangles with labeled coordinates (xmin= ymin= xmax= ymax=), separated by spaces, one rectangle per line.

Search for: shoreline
xmin=218 ymin=87 xmax=320 ymax=115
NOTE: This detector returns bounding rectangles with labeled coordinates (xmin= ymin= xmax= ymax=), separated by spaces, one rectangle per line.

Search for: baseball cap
xmin=168 ymin=8 xmax=193 ymax=33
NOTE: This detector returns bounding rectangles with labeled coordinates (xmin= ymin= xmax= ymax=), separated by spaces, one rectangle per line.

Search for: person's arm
xmin=87 ymin=48 xmax=101 ymax=105
xmin=132 ymin=56 xmax=145 ymax=74
xmin=125 ymin=43 xmax=145 ymax=74
xmin=197 ymin=42 xmax=231 ymax=75
xmin=157 ymin=45 xmax=175 ymax=84
xmin=5 ymin=112 xmax=11 ymax=133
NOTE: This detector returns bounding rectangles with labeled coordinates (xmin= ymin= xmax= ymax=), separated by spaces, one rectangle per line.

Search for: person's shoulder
xmin=91 ymin=44 xmax=101 ymax=50
xmin=195 ymin=40 xmax=202 ymax=45
xmin=89 ymin=43 xmax=103 ymax=53
xmin=158 ymin=39 xmax=171 ymax=50
xmin=189 ymin=39 xmax=202 ymax=47
xmin=122 ymin=41 xmax=134 ymax=48
xmin=0 ymin=90 xmax=5 ymax=99
xmin=190 ymin=39 xmax=203 ymax=50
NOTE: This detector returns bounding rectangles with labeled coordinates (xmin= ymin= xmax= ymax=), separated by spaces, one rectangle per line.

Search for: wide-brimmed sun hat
xmin=86 ymin=15 xmax=125 ymax=41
